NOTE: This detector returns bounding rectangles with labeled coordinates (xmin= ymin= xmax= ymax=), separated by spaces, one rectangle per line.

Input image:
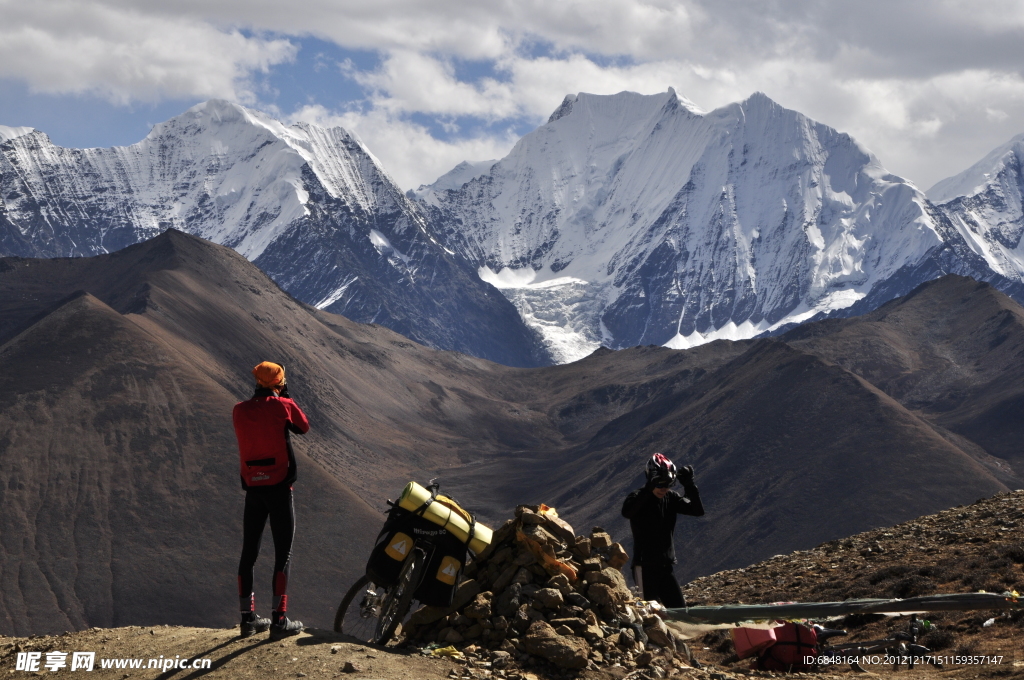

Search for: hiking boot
xmin=269 ymin=617 xmax=304 ymax=640
xmin=240 ymin=615 xmax=271 ymax=638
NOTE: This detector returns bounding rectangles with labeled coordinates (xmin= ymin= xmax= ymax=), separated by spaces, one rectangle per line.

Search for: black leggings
xmin=633 ymin=563 xmax=686 ymax=608
xmin=238 ymin=486 xmax=295 ymax=614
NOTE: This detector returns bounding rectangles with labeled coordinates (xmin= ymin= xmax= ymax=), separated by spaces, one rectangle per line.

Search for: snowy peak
xmin=413 ymin=159 xmax=497 ymax=205
xmin=0 ymin=101 xmax=550 ymax=367
xmin=929 ymin=133 xmax=1024 ymax=204
xmin=930 ymin=133 xmax=1024 ymax=281
xmin=0 ymin=126 xmax=34 ymax=143
xmin=422 ymin=89 xmax=960 ymax=362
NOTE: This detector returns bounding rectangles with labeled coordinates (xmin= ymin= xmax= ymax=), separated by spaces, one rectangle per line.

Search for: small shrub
xmin=868 ymin=565 xmax=912 ymax=585
xmin=953 ymin=640 xmax=978 ymax=656
xmin=890 ymin=576 xmax=935 ymax=598
xmin=921 ymin=629 xmax=955 ymax=651
xmin=1002 ymin=543 xmax=1024 ymax=564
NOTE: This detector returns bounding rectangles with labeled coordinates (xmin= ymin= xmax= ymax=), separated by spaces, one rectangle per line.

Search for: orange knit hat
xmin=252 ymin=361 xmax=286 ymax=389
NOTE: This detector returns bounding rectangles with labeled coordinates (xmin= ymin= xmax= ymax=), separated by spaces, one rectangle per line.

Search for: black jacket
xmin=621 ymin=482 xmax=704 ymax=566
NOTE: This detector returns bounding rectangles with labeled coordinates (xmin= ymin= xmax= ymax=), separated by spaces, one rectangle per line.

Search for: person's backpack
xmin=755 ymin=622 xmax=818 ymax=672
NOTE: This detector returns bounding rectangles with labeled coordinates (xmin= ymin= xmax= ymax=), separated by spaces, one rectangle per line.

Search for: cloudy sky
xmin=2 ymin=0 xmax=1024 ymax=190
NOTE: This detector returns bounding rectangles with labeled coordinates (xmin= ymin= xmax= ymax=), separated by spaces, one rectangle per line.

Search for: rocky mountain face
xmin=418 ymin=90 xmax=1024 ymax=363
xmin=3 ymin=231 xmax=1022 ymax=635
xmin=929 ymin=134 xmax=1024 ymax=285
xmin=0 ymin=102 xmax=548 ymax=367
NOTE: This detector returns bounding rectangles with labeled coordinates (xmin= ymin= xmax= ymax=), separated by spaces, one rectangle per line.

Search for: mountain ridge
xmin=0 ymin=101 xmax=550 ymax=367
xmin=418 ymin=89 xmax=1024 ymax=362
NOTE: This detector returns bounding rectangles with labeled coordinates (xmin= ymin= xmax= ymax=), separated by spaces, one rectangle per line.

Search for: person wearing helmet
xmin=233 ymin=361 xmax=309 ymax=639
xmin=621 ymin=453 xmax=704 ymax=608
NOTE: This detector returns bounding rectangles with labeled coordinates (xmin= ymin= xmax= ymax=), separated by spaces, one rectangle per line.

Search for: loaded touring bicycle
xmin=335 ymin=480 xmax=491 ymax=644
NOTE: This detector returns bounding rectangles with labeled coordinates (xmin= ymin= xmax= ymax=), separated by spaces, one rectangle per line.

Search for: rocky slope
xmin=687 ymin=489 xmax=1024 ymax=678
xmin=930 ymin=134 xmax=1024 ymax=287
xmin=0 ymin=101 xmax=547 ymax=366
xmin=419 ymin=90 xmax=1024 ymax=362
xmin=3 ymin=490 xmax=1023 ymax=680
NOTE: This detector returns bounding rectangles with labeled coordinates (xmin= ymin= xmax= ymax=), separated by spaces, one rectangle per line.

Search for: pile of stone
xmin=403 ymin=505 xmax=695 ymax=676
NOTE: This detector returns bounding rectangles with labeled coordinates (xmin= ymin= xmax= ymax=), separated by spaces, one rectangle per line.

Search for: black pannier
xmin=365 ymin=506 xmax=432 ymax=587
xmin=415 ymin=527 xmax=468 ymax=607
xmin=365 ymin=505 xmax=469 ymax=607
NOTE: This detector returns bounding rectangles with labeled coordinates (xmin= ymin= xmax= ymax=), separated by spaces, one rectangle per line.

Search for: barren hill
xmin=1 ymin=231 xmax=1022 ymax=635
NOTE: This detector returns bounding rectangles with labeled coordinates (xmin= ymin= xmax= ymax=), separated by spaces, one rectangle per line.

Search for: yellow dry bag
xmin=397 ymin=481 xmax=493 ymax=554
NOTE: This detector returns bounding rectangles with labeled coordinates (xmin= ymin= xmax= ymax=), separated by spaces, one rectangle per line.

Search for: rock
xmin=573 ymin=537 xmax=592 ymax=559
xmin=642 ymin=616 xmax=675 ymax=651
xmin=492 ymin=615 xmax=509 ymax=630
xmin=444 ymin=628 xmax=465 ymax=644
xmin=635 ymin=651 xmax=654 ymax=667
xmin=520 ymin=524 xmax=561 ymax=549
xmin=513 ymin=551 xmax=538 ymax=567
xmin=580 ymin=558 xmax=602 ymax=571
xmin=520 ymin=510 xmax=546 ymax=525
xmin=465 ymin=593 xmax=493 ymax=619
xmin=492 ymin=564 xmax=519 ymax=592
xmin=603 ymin=567 xmax=629 ymax=593
xmin=607 ymin=543 xmax=630 ymax=569
xmin=546 ymin=574 xmax=571 ymax=590
xmin=549 ymin=617 xmax=588 ymax=633
xmin=465 ymin=623 xmax=484 ymax=639
xmin=587 ymin=583 xmax=627 ymax=606
xmin=495 ymin=584 xmax=522 ymax=617
xmin=591 ymin=532 xmax=613 ymax=550
xmin=491 ymin=650 xmax=511 ymax=669
xmin=408 ymin=579 xmax=481 ymax=625
xmin=566 ymin=592 xmax=591 ymax=609
xmin=342 ymin=661 xmax=361 ymax=673
xmin=522 ymin=621 xmax=590 ymax=669
xmin=542 ymin=515 xmax=577 ymax=546
xmin=512 ymin=608 xmax=532 ymax=634
xmin=533 ymin=588 xmax=564 ymax=609
xmin=512 ymin=568 xmax=533 ymax=585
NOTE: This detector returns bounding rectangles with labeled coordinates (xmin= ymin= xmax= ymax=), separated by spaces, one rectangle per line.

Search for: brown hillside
xmin=2 ymin=231 xmax=1023 ymax=635
xmin=784 ymin=275 xmax=1024 ymax=478
xmin=0 ymin=291 xmax=379 ymax=635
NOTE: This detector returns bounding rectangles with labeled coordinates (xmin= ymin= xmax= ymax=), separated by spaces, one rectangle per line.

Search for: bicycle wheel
xmin=375 ymin=550 xmax=424 ymax=645
xmin=335 ymin=575 xmax=386 ymax=643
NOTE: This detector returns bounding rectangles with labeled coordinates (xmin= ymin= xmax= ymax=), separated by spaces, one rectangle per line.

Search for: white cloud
xmin=5 ymin=0 xmax=1024 ymax=189
xmin=0 ymin=0 xmax=295 ymax=104
xmin=289 ymin=104 xmax=519 ymax=190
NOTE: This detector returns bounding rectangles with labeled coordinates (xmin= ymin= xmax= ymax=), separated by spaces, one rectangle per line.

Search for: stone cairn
xmin=402 ymin=505 xmax=696 ymax=676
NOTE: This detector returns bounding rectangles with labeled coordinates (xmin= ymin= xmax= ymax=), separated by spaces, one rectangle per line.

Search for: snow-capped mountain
xmin=929 ymin=134 xmax=1024 ymax=282
xmin=419 ymin=90 xmax=1023 ymax=362
xmin=0 ymin=100 xmax=549 ymax=367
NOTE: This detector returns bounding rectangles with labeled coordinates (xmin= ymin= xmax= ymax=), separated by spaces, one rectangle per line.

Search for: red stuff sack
xmin=732 ymin=626 xmax=777 ymax=659
xmin=756 ymin=622 xmax=818 ymax=672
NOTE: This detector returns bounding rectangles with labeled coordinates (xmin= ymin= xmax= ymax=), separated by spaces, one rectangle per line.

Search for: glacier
xmin=420 ymin=89 xmax=1018 ymax=362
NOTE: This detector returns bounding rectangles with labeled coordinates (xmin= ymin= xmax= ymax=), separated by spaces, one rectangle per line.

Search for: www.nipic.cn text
xmin=15 ymin=651 xmax=212 ymax=672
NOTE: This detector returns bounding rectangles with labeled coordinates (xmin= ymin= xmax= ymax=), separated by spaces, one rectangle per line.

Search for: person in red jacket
xmin=233 ymin=361 xmax=309 ymax=639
